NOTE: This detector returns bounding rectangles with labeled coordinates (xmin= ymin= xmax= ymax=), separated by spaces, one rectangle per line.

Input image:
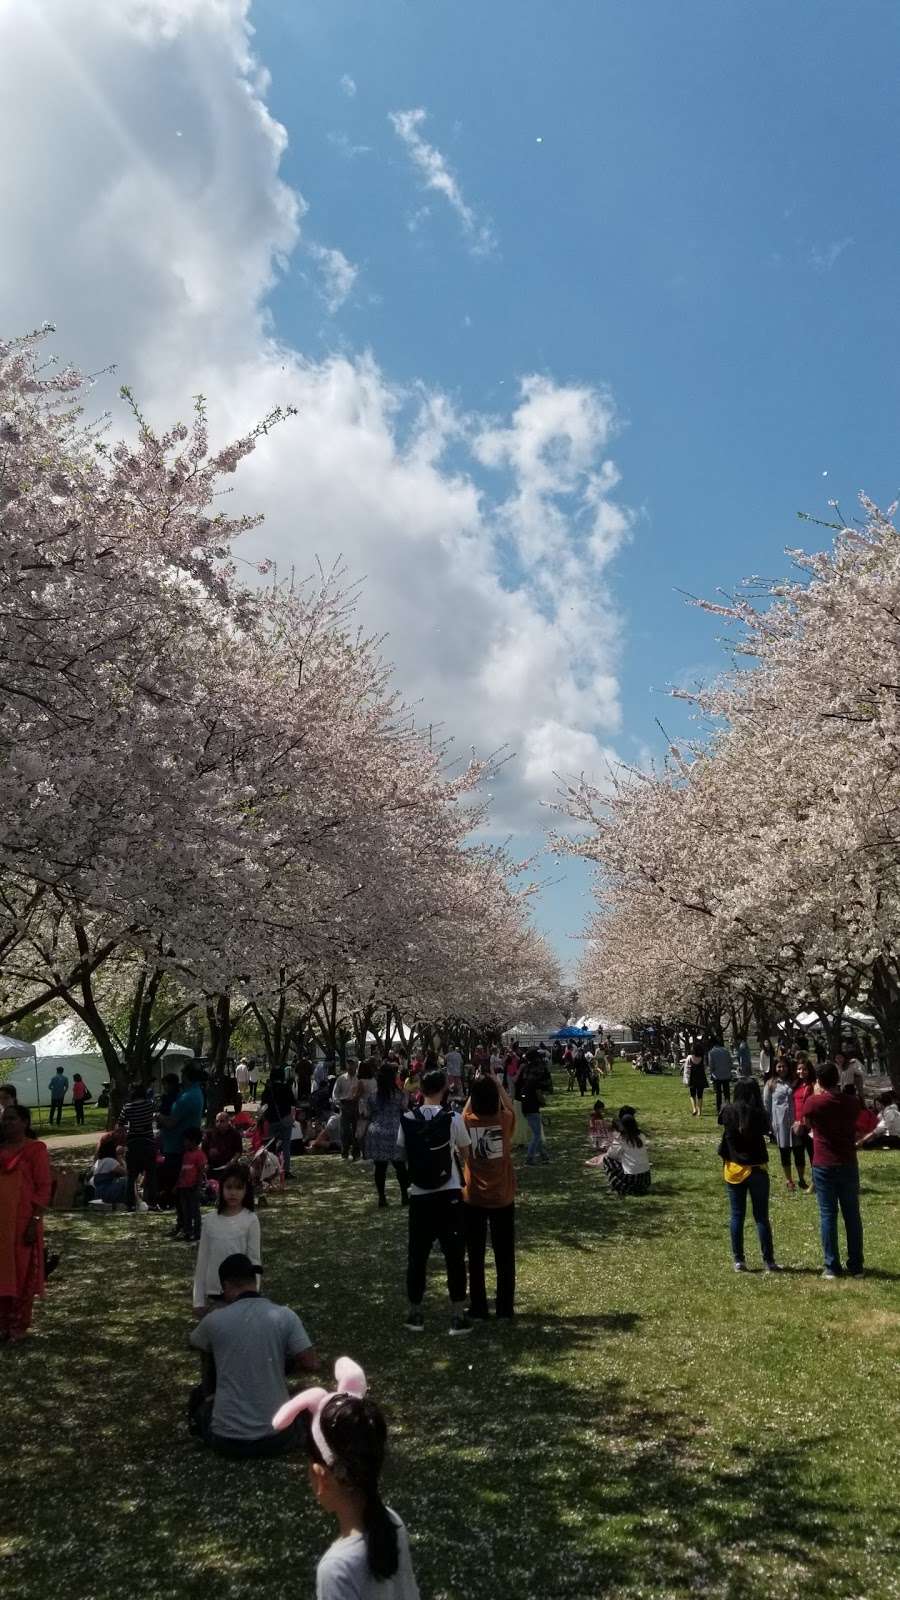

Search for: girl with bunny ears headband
xmin=273 ymin=1359 xmax=420 ymax=1595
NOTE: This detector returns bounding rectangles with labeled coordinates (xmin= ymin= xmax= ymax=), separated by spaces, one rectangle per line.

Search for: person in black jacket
xmin=718 ymin=1080 xmax=781 ymax=1273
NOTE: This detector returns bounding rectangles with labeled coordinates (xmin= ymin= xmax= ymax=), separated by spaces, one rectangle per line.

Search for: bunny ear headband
xmin=272 ymin=1357 xmax=367 ymax=1463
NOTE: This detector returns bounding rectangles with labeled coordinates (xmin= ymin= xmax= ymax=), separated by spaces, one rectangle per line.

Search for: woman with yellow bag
xmin=717 ymin=1080 xmax=782 ymax=1274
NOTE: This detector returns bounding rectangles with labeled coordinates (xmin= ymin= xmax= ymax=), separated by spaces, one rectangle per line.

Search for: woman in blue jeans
xmin=520 ymin=1073 xmax=549 ymax=1164
xmin=718 ymin=1080 xmax=781 ymax=1273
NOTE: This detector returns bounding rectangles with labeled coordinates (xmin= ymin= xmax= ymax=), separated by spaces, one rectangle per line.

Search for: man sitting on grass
xmin=188 ymin=1253 xmax=318 ymax=1457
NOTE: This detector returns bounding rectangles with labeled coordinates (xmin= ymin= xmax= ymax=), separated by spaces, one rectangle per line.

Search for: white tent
xmin=5 ymin=1018 xmax=195 ymax=1108
xmin=0 ymin=1032 xmax=36 ymax=1061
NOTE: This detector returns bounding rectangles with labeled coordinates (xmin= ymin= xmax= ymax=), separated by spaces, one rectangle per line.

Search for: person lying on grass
xmin=188 ymin=1252 xmax=317 ymax=1458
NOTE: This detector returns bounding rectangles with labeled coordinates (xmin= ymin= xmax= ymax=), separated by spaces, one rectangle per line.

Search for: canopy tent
xmin=779 ymin=1008 xmax=879 ymax=1033
xmin=551 ymin=1025 xmax=595 ymax=1041
xmin=5 ymin=1018 xmax=195 ymax=1108
xmin=0 ymin=1032 xmax=37 ymax=1061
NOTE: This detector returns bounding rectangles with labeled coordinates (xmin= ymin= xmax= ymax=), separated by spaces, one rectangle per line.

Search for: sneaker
xmin=764 ymin=1262 xmax=783 ymax=1273
xmin=847 ymin=1268 xmax=865 ymax=1278
xmin=403 ymin=1310 xmax=424 ymax=1333
xmin=821 ymin=1268 xmax=840 ymax=1280
xmin=733 ymin=1260 xmax=747 ymax=1272
xmin=449 ymin=1314 xmax=473 ymax=1337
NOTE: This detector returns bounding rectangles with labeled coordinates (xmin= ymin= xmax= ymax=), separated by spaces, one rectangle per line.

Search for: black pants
xmin=126 ymin=1139 xmax=157 ymax=1209
xmin=74 ymin=1099 xmax=85 ymax=1125
xmin=49 ymin=1100 xmax=64 ymax=1126
xmin=714 ymin=1079 xmax=732 ymax=1112
xmin=374 ymin=1159 xmax=408 ymax=1204
xmin=340 ymin=1104 xmax=359 ymax=1159
xmin=159 ymin=1152 xmax=182 ymax=1209
xmin=407 ymin=1192 xmax=467 ymax=1306
xmin=176 ymin=1188 xmax=201 ymax=1239
xmin=778 ymin=1142 xmax=807 ymax=1181
xmin=465 ymin=1202 xmax=515 ymax=1317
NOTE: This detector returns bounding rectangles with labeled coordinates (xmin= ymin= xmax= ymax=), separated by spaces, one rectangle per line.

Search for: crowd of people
xmin=3 ymin=1027 xmax=898 ymax=1594
xmin=678 ymin=1036 xmax=899 ymax=1280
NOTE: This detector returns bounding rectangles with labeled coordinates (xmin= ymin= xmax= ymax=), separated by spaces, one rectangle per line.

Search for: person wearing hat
xmin=188 ymin=1254 xmax=318 ymax=1457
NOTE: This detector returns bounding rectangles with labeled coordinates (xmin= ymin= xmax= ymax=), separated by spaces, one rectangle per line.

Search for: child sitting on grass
xmin=601 ymin=1109 xmax=652 ymax=1195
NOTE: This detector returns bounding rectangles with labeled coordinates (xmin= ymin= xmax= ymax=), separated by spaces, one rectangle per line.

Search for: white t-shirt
xmin=606 ymin=1136 xmax=650 ymax=1175
xmin=333 ymin=1073 xmax=358 ymax=1105
xmin=193 ymin=1209 xmax=262 ymax=1308
xmin=317 ymin=1511 xmax=420 ymax=1600
xmin=396 ymin=1104 xmax=471 ymax=1196
xmin=190 ymin=1295 xmax=311 ymax=1442
xmin=873 ymin=1104 xmax=900 ymax=1138
xmin=92 ymin=1157 xmax=121 ymax=1180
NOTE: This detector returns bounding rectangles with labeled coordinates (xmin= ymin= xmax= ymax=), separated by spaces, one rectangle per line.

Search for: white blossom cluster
xmin=0 ymin=331 xmax=561 ymax=1083
xmin=557 ymin=495 xmax=900 ymax=1084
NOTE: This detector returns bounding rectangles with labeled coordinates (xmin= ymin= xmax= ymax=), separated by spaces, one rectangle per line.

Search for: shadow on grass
xmin=388 ymin=1358 xmax=856 ymax=1600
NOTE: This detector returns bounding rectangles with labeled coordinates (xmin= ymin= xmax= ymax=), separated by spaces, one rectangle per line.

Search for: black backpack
xmin=403 ymin=1107 xmax=454 ymax=1190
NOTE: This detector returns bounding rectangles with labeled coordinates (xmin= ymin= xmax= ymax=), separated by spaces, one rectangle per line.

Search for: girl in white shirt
xmin=192 ymin=1163 xmax=261 ymax=1313
xmin=601 ymin=1109 xmax=652 ymax=1195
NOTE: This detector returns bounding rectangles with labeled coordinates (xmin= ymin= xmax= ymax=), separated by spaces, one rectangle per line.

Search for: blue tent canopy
xmin=551 ymin=1025 xmax=594 ymax=1040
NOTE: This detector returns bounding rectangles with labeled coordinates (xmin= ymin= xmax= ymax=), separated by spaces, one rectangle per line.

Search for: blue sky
xmin=3 ymin=0 xmax=899 ymax=974
xmin=247 ymin=0 xmax=900 ymax=963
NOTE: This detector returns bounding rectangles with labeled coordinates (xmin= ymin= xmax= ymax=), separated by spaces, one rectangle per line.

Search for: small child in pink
xmin=586 ymin=1100 xmax=614 ymax=1163
xmin=173 ymin=1129 xmax=207 ymax=1242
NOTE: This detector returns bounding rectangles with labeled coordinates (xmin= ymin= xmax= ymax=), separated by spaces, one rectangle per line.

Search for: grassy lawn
xmin=27 ymin=1105 xmax=108 ymax=1138
xmin=4 ymin=1066 xmax=900 ymax=1599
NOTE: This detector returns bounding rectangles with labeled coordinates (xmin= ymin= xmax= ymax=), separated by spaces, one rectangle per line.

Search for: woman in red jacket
xmin=0 ymin=1104 xmax=53 ymax=1341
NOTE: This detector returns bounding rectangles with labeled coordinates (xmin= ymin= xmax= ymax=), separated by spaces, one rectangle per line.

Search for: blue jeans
xmin=811 ymin=1163 xmax=863 ymax=1273
xmin=525 ymin=1112 xmax=547 ymax=1162
xmin=727 ymin=1167 xmax=774 ymax=1264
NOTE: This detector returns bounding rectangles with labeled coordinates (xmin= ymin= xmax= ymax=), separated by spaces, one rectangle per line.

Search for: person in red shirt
xmin=792 ymin=1058 xmax=817 ymax=1169
xmin=794 ymin=1061 xmax=863 ymax=1279
xmin=173 ymin=1128 xmax=208 ymax=1243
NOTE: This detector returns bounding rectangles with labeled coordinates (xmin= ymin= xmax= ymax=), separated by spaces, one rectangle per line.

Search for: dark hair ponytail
xmin=617 ymin=1112 xmax=643 ymax=1148
xmin=313 ymin=1394 xmax=399 ymax=1582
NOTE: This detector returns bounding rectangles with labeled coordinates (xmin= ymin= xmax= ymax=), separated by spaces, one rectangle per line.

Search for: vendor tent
xmin=5 ymin=1018 xmax=195 ymax=1108
xmin=0 ymin=1032 xmax=36 ymax=1063
xmin=551 ymin=1025 xmax=594 ymax=1041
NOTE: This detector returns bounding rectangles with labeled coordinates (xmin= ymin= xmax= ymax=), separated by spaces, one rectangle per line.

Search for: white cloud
xmin=388 ymin=106 xmax=496 ymax=257
xmin=810 ymin=237 xmax=854 ymax=272
xmin=328 ymin=130 xmax=371 ymax=160
xmin=339 ymin=73 xmax=356 ymax=98
xmin=0 ymin=0 xmax=630 ymax=832
xmin=306 ymin=241 xmax=358 ymax=312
